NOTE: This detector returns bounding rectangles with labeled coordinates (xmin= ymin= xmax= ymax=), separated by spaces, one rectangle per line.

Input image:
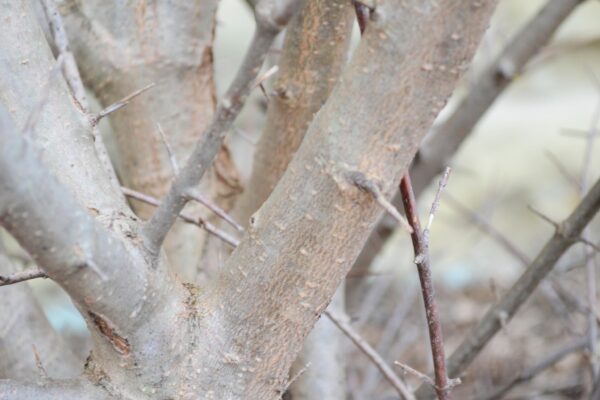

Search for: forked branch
xmin=142 ymin=0 xmax=301 ymax=255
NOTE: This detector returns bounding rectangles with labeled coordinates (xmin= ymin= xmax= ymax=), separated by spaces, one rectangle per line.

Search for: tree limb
xmin=191 ymin=1 xmax=497 ymax=397
xmin=225 ymin=1 xmax=355 ymax=398
xmin=349 ymin=0 xmax=585 ymax=290
xmin=0 ymin=107 xmax=150 ymax=332
xmin=143 ymin=0 xmax=301 ymax=256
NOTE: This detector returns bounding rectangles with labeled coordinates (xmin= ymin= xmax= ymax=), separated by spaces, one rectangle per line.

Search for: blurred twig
xmin=324 ymin=310 xmax=415 ymax=400
xmin=417 ymin=175 xmax=600 ymax=399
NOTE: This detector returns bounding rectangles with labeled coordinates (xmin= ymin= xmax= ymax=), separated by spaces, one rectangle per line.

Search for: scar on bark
xmin=88 ymin=311 xmax=130 ymax=355
xmin=345 ymin=170 xmax=412 ymax=233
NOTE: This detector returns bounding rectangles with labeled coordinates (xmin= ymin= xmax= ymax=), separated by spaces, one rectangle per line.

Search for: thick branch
xmin=413 ymin=0 xmax=584 ymax=193
xmin=416 ymin=176 xmax=600 ymax=399
xmin=143 ymin=0 xmax=301 ymax=255
xmin=228 ymin=2 xmax=355 ymax=398
xmin=350 ymin=0 xmax=584 ymax=284
xmin=0 ymin=108 xmax=149 ymax=331
xmin=0 ymin=0 xmax=128 ymax=219
xmin=233 ymin=0 xmax=354 ymax=224
xmin=192 ymin=1 xmax=497 ymax=398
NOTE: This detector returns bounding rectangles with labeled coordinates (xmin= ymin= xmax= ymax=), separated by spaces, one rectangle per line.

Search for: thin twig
xmin=545 ymin=150 xmax=580 ymax=190
xmin=0 ymin=267 xmax=48 ymax=287
xmin=40 ymin=0 xmax=88 ymax=113
xmin=324 ymin=310 xmax=416 ymax=400
xmin=184 ymin=190 xmax=244 ymax=232
xmin=142 ymin=0 xmax=301 ymax=256
xmin=156 ymin=123 xmax=179 ymax=175
xmin=253 ymin=65 xmax=279 ymax=100
xmin=348 ymin=171 xmax=412 ymax=233
xmin=279 ymin=362 xmax=311 ymax=397
xmin=40 ymin=0 xmax=123 ymax=194
xmin=121 ymin=187 xmax=239 ymax=248
xmin=91 ymin=83 xmax=156 ymax=126
xmin=394 ymin=361 xmax=435 ymax=387
xmin=526 ymin=204 xmax=559 ymax=229
xmin=415 ymin=176 xmax=600 ymax=399
xmin=481 ymin=337 xmax=587 ymax=400
xmin=400 ymin=172 xmax=451 ymax=400
xmin=426 ymin=167 xmax=451 ymax=231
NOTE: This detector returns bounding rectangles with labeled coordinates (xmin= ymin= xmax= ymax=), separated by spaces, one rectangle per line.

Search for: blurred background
xmin=9 ymin=0 xmax=600 ymax=398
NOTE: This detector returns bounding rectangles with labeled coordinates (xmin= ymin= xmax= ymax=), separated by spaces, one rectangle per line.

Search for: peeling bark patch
xmin=88 ymin=311 xmax=130 ymax=355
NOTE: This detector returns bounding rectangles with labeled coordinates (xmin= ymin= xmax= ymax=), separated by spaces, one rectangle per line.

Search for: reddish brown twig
xmin=400 ymin=171 xmax=451 ymax=400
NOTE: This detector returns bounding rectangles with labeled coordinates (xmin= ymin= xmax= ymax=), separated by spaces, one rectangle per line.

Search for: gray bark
xmin=60 ymin=0 xmax=239 ymax=279
xmin=191 ymin=1 xmax=497 ymax=397
xmin=0 ymin=253 xmax=81 ymax=380
xmin=0 ymin=1 xmax=497 ymax=398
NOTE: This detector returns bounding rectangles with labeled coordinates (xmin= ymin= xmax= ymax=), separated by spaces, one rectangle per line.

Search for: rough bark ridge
xmin=192 ymin=1 xmax=496 ymax=398
xmin=347 ymin=0 xmax=584 ymax=310
xmin=0 ymin=1 xmax=497 ymax=399
xmin=60 ymin=0 xmax=240 ymax=278
xmin=228 ymin=2 xmax=355 ymax=398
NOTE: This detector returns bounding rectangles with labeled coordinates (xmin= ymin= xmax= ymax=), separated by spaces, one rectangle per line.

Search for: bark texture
xmin=0 ymin=254 xmax=80 ymax=380
xmin=0 ymin=1 xmax=498 ymax=399
xmin=60 ymin=0 xmax=240 ymax=278
xmin=347 ymin=0 xmax=584 ymax=309
xmin=226 ymin=2 xmax=355 ymax=398
xmin=191 ymin=1 xmax=497 ymax=398
xmin=233 ymin=0 xmax=354 ymax=224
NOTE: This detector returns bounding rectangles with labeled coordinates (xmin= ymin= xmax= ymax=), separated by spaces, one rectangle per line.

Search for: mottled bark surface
xmin=60 ymin=0 xmax=241 ymax=278
xmin=0 ymin=1 xmax=498 ymax=399
xmin=192 ymin=2 xmax=497 ymax=398
xmin=227 ymin=2 xmax=355 ymax=398
xmin=347 ymin=0 xmax=584 ymax=312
